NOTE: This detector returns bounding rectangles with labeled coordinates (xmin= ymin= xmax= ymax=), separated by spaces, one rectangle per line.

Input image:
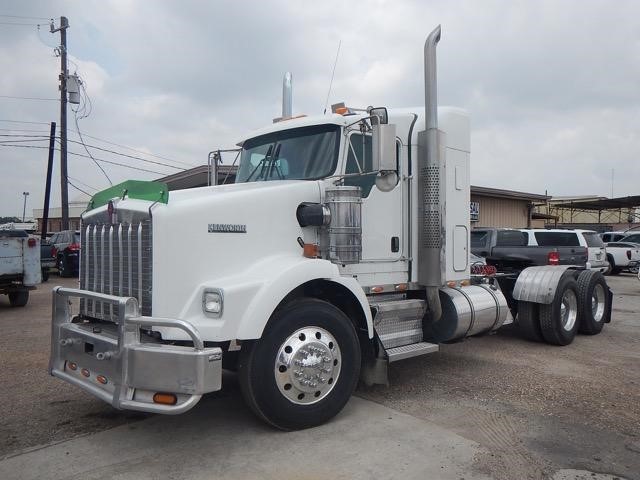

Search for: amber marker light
xmin=335 ymin=106 xmax=349 ymax=115
xmin=302 ymin=243 xmax=320 ymax=258
xmin=81 ymin=368 xmax=90 ymax=377
xmin=153 ymin=393 xmax=177 ymax=405
xmin=67 ymin=362 xmax=77 ymax=371
xmin=395 ymin=283 xmax=408 ymax=292
xmin=446 ymin=281 xmax=457 ymax=288
xmin=96 ymin=375 xmax=108 ymax=385
xmin=371 ymin=286 xmax=384 ymax=293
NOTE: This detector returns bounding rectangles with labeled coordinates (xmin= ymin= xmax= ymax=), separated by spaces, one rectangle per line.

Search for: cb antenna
xmin=323 ymin=40 xmax=342 ymax=114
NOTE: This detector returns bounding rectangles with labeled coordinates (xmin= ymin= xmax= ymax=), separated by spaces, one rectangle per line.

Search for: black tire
xmin=576 ymin=270 xmax=609 ymax=335
xmin=41 ymin=268 xmax=49 ymax=282
xmin=517 ymin=301 xmax=543 ymax=342
xmin=539 ymin=273 xmax=579 ymax=346
xmin=9 ymin=290 xmax=29 ymax=307
xmin=605 ymin=255 xmax=615 ymax=276
xmin=238 ymin=298 xmax=361 ymax=430
xmin=58 ymin=254 xmax=71 ymax=278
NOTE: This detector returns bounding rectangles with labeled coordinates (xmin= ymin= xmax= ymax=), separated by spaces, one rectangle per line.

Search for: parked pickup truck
xmin=604 ymin=242 xmax=640 ymax=275
xmin=0 ymin=230 xmax=41 ymax=306
xmin=40 ymin=236 xmax=55 ymax=282
xmin=471 ymin=228 xmax=588 ymax=272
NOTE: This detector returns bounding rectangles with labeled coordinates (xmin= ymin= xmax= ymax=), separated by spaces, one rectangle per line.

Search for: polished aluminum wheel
xmin=560 ymin=289 xmax=578 ymax=331
xmin=591 ymin=283 xmax=606 ymax=323
xmin=274 ymin=326 xmax=341 ymax=405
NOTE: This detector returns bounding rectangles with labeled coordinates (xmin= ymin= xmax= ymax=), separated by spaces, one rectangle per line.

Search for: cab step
xmin=386 ymin=342 xmax=439 ymax=362
xmin=370 ymin=298 xmax=425 ymax=349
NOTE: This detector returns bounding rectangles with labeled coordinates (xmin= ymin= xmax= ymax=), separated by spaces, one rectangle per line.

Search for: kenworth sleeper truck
xmin=49 ymin=27 xmax=612 ymax=430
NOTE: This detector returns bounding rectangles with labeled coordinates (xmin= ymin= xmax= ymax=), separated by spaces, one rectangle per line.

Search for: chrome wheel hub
xmin=275 ymin=327 xmax=341 ymax=405
xmin=591 ymin=284 xmax=605 ymax=323
xmin=560 ymin=289 xmax=578 ymax=331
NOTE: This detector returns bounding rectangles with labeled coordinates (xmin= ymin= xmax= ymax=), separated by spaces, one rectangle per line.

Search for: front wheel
xmin=238 ymin=298 xmax=361 ymax=430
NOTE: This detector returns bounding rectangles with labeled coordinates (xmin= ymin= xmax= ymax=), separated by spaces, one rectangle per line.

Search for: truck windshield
xmin=236 ymin=124 xmax=340 ymax=183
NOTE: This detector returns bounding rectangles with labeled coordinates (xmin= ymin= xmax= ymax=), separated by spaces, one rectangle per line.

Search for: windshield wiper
xmin=245 ymin=145 xmax=273 ymax=182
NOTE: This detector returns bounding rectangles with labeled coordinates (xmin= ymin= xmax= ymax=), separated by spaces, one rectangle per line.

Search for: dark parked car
xmin=50 ymin=230 xmax=81 ymax=277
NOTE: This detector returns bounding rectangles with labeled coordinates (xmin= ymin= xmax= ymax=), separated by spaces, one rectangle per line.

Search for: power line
xmin=74 ymin=131 xmax=196 ymax=168
xmin=67 ymin=180 xmax=92 ymax=196
xmin=0 ymin=143 xmax=48 ymax=149
xmin=0 ymin=119 xmax=50 ymax=125
xmin=0 ymin=133 xmax=51 ymax=138
xmin=66 ymin=150 xmax=167 ymax=175
xmin=0 ymin=143 xmax=167 ymax=175
xmin=0 ymin=127 xmax=51 ymax=133
xmin=66 ymin=138 xmax=185 ymax=170
xmin=68 ymin=176 xmax=98 ymax=192
xmin=0 ymin=21 xmax=43 ymax=26
xmin=0 ymin=14 xmax=51 ymax=20
xmin=0 ymin=138 xmax=49 ymax=143
xmin=0 ymin=95 xmax=59 ymax=101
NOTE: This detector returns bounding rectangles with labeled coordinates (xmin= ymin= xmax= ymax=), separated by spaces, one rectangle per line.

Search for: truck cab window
xmin=343 ymin=134 xmax=376 ymax=197
xmin=236 ymin=124 xmax=340 ymax=183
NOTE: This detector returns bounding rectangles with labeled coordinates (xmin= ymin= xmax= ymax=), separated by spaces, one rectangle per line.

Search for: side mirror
xmin=371 ymin=120 xmax=396 ymax=172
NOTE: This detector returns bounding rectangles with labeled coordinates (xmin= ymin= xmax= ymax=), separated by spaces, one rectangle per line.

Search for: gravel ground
xmin=0 ymin=273 xmax=638 ymax=479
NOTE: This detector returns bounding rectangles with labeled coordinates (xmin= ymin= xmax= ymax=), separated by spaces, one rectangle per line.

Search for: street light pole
xmin=22 ymin=192 xmax=29 ymax=222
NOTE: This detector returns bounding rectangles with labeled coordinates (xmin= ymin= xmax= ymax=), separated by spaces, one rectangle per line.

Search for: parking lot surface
xmin=0 ymin=274 xmax=638 ymax=479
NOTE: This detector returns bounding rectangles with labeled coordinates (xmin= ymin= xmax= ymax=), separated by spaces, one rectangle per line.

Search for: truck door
xmin=341 ymin=132 xmax=408 ymax=284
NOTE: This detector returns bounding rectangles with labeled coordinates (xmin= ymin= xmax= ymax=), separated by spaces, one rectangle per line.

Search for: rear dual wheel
xmin=576 ymin=270 xmax=609 ymax=335
xmin=539 ymin=274 xmax=580 ymax=346
xmin=238 ymin=298 xmax=360 ymax=430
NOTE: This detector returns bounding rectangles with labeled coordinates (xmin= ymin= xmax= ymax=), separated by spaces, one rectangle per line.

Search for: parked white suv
xmin=521 ymin=229 xmax=608 ymax=272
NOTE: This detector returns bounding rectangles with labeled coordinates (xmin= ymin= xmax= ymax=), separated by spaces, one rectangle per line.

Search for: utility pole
xmin=51 ymin=16 xmax=69 ymax=230
xmin=42 ymin=122 xmax=57 ymax=239
xmin=22 ymin=192 xmax=29 ymax=222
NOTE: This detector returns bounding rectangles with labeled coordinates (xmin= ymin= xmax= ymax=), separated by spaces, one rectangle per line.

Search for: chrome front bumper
xmin=49 ymin=287 xmax=222 ymax=414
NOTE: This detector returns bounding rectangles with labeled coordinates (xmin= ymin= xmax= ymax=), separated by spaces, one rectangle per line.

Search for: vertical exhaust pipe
xmin=282 ymin=72 xmax=293 ymax=118
xmin=418 ymin=25 xmax=443 ymax=321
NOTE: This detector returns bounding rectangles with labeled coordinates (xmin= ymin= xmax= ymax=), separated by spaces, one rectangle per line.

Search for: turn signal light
xmin=335 ymin=106 xmax=349 ymax=115
xmin=303 ymin=243 xmax=320 ymax=258
xmin=153 ymin=393 xmax=177 ymax=405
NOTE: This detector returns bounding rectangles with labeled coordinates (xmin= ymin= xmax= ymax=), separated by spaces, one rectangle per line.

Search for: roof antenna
xmin=323 ymin=40 xmax=342 ymax=114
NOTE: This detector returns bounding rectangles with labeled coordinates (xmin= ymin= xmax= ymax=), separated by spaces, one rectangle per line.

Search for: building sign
xmin=470 ymin=201 xmax=480 ymax=222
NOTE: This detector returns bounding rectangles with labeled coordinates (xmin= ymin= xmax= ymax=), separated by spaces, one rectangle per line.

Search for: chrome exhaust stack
xmin=417 ymin=25 xmax=443 ymax=321
xmin=282 ymin=72 xmax=293 ymax=118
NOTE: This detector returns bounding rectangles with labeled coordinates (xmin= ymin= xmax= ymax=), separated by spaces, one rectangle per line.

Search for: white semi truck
xmin=49 ymin=27 xmax=612 ymax=430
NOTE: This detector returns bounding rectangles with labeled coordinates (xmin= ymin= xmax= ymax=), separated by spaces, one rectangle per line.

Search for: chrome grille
xmin=80 ymin=220 xmax=153 ymax=321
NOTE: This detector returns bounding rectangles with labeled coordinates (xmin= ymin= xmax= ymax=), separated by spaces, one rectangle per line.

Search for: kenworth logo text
xmin=208 ymin=224 xmax=247 ymax=233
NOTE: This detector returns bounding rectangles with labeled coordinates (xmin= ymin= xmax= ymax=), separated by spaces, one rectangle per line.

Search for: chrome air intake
xmin=325 ymin=186 xmax=362 ymax=264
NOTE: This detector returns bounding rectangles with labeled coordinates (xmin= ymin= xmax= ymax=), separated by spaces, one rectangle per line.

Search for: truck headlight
xmin=202 ymin=289 xmax=223 ymax=317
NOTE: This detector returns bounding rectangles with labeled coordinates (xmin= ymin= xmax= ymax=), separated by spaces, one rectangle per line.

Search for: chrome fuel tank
xmin=426 ymin=284 xmax=509 ymax=343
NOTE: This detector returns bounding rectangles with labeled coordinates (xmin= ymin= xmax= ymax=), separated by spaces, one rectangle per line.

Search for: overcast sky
xmin=0 ymin=0 xmax=638 ymax=218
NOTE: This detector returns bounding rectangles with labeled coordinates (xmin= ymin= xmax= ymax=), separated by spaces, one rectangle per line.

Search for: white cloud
xmin=0 ymin=0 xmax=638 ymax=218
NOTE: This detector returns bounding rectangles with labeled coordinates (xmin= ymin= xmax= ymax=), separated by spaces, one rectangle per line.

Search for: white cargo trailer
xmin=49 ymin=27 xmax=612 ymax=429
